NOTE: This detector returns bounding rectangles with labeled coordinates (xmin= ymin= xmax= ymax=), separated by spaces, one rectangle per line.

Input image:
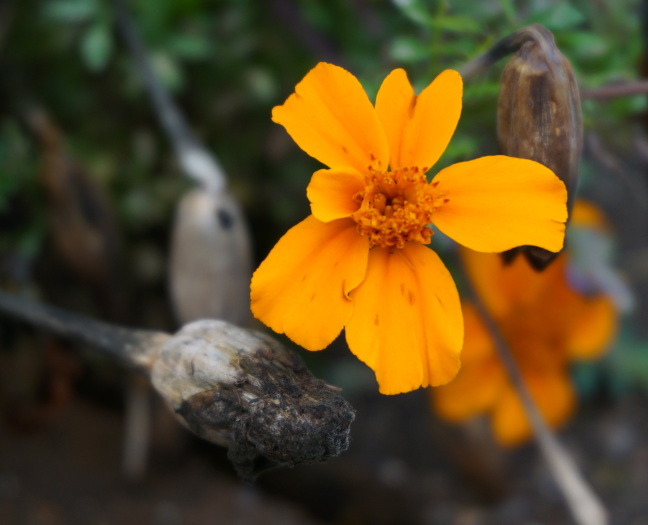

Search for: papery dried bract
xmin=497 ymin=24 xmax=582 ymax=270
xmin=170 ymin=188 xmax=253 ymax=326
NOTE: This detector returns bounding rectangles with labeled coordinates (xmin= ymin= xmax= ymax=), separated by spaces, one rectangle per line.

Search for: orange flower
xmin=251 ymin=62 xmax=568 ymax=394
xmin=432 ymin=244 xmax=617 ymax=445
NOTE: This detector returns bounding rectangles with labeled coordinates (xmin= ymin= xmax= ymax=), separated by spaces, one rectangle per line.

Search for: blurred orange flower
xmin=432 ymin=227 xmax=617 ymax=444
xmin=251 ymin=62 xmax=567 ymax=394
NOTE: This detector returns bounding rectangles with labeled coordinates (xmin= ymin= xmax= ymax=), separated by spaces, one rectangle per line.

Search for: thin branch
xmin=462 ymin=274 xmax=608 ymax=525
xmin=580 ymin=80 xmax=648 ymax=100
xmin=113 ymin=0 xmax=254 ymax=327
xmin=270 ymin=0 xmax=345 ymax=66
xmin=458 ymin=25 xmax=544 ymax=80
xmin=122 ymin=376 xmax=151 ymax=479
xmin=0 ymin=290 xmax=164 ymax=370
xmin=459 ymin=27 xmax=648 ymax=102
xmin=112 ymin=0 xmax=225 ymax=194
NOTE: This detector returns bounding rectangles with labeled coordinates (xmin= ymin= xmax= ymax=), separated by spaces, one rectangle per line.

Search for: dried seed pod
xmin=169 ymin=188 xmax=253 ymax=326
xmin=497 ymin=24 xmax=582 ymax=270
xmin=0 ymin=291 xmax=356 ymax=481
xmin=150 ymin=319 xmax=355 ymax=480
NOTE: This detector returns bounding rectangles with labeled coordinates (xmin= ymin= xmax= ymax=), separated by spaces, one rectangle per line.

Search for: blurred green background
xmin=1 ymin=1 xmax=648 ymax=523
xmin=2 ymin=0 xmax=646 ymax=390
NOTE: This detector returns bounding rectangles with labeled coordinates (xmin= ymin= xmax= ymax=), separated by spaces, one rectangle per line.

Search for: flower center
xmin=351 ymin=166 xmax=447 ymax=249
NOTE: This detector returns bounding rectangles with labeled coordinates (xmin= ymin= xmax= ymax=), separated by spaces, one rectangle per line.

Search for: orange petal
xmin=307 ymin=168 xmax=365 ymax=222
xmin=432 ymin=156 xmax=567 ymax=253
xmin=250 ymin=216 xmax=369 ymax=350
xmin=432 ymin=305 xmax=504 ymax=421
xmin=460 ymin=303 xmax=496 ymax=364
xmin=374 ymin=69 xmax=414 ymax=168
xmin=432 ymin=359 xmax=505 ymax=421
xmin=491 ymin=370 xmax=575 ymax=446
xmin=570 ymin=199 xmax=609 ymax=230
xmin=461 ymin=249 xmax=567 ymax=317
xmin=375 ymin=69 xmax=462 ymax=170
xmin=567 ymin=296 xmax=617 ymax=360
xmin=345 ymin=243 xmax=463 ymax=394
xmin=272 ymin=63 xmax=389 ymax=172
xmin=461 ymin=249 xmax=514 ymax=318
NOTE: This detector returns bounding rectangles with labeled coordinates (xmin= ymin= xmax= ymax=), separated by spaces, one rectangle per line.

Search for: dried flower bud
xmin=497 ymin=24 xmax=582 ymax=270
xmin=169 ymin=188 xmax=253 ymax=326
xmin=150 ymin=320 xmax=355 ymax=480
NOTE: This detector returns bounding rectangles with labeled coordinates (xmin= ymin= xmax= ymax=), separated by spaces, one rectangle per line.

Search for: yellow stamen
xmin=352 ymin=167 xmax=446 ymax=249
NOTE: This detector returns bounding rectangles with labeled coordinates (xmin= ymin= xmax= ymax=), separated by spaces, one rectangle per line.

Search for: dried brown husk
xmin=497 ymin=24 xmax=582 ymax=270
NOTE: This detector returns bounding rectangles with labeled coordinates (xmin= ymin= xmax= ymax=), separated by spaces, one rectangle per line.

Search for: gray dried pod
xmin=497 ymin=24 xmax=582 ymax=270
xmin=169 ymin=188 xmax=253 ymax=326
xmin=0 ymin=292 xmax=355 ymax=481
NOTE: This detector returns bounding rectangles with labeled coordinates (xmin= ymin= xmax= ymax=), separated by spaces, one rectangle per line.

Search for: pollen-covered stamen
xmin=352 ymin=167 xmax=448 ymax=249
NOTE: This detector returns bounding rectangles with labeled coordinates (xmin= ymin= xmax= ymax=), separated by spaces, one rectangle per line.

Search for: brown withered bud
xmin=496 ymin=24 xmax=582 ymax=270
xmin=150 ymin=320 xmax=355 ymax=480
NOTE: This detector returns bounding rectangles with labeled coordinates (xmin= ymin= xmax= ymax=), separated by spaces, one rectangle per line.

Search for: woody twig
xmin=464 ymin=279 xmax=608 ymax=525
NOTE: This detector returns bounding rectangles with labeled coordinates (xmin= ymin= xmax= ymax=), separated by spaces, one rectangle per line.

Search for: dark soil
xmin=1 ymin=360 xmax=647 ymax=525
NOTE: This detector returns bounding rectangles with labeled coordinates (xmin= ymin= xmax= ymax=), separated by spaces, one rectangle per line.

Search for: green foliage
xmin=1 ymin=0 xmax=646 ymax=391
xmin=80 ymin=20 xmax=114 ymax=72
xmin=607 ymin=332 xmax=648 ymax=395
xmin=2 ymin=0 xmax=642 ymax=239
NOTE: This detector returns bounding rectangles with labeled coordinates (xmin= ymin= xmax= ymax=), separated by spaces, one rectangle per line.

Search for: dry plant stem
xmin=580 ymin=80 xmax=648 ymax=100
xmin=122 ymin=375 xmax=152 ymax=479
xmin=459 ymin=27 xmax=541 ymax=81
xmin=112 ymin=0 xmax=225 ymax=194
xmin=0 ymin=290 xmax=164 ymax=370
xmin=464 ymin=280 xmax=608 ymax=525
xmin=113 ymin=0 xmax=254 ymax=328
xmin=460 ymin=31 xmax=648 ymax=102
xmin=270 ymin=0 xmax=345 ymax=66
xmin=0 ymin=290 xmax=355 ymax=479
